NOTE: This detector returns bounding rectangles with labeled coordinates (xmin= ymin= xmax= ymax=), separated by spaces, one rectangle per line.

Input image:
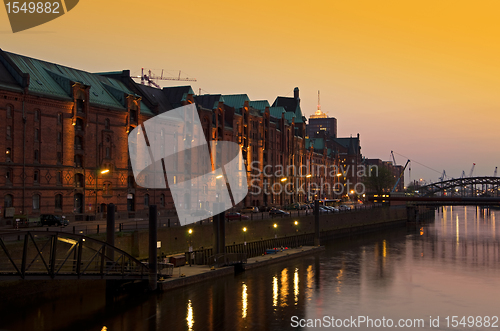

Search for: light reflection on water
xmin=3 ymin=207 xmax=500 ymax=331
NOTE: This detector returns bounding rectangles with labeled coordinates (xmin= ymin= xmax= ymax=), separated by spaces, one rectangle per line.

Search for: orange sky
xmin=2 ymin=0 xmax=499 ymax=184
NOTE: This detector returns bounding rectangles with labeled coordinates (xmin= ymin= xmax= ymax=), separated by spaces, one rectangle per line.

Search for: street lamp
xmin=95 ymin=168 xmax=110 ymax=219
xmin=306 ymin=174 xmax=312 ymax=203
xmin=294 ymin=220 xmax=299 ymax=247
xmin=188 ymin=228 xmax=193 ymax=266
xmin=243 ymin=227 xmax=247 ymax=245
xmin=273 ymin=223 xmax=277 ymax=239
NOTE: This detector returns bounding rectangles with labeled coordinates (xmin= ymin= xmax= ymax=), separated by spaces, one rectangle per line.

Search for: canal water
xmin=3 ymin=206 xmax=500 ymax=331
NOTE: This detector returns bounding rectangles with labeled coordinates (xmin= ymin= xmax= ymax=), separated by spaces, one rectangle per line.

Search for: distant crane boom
xmin=469 ymin=163 xmax=476 ymax=177
xmin=391 ymin=150 xmax=397 ymax=166
xmin=391 ymin=159 xmax=410 ymax=193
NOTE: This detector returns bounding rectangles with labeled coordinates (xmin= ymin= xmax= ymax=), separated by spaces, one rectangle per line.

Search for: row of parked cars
xmin=190 ymin=203 xmax=355 ymax=221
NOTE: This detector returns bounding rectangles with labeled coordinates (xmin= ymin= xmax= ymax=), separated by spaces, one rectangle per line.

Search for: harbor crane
xmin=391 ymin=159 xmax=411 ymax=193
xmin=133 ymin=68 xmax=197 ymax=88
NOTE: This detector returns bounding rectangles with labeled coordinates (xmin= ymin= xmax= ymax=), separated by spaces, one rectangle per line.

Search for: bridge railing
xmin=0 ymin=231 xmax=148 ymax=280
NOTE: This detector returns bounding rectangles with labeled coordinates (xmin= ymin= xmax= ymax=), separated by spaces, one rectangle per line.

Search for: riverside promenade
xmin=157 ymin=246 xmax=325 ymax=291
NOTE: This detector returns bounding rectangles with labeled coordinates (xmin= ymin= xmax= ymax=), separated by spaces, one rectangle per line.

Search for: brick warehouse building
xmin=0 ymin=50 xmax=357 ymax=224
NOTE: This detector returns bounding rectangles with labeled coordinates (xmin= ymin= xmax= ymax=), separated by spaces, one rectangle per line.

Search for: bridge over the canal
xmin=0 ymin=231 xmax=149 ymax=280
xmin=418 ymin=176 xmax=500 ymax=197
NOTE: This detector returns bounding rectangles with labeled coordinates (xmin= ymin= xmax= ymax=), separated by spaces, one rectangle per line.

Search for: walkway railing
xmin=0 ymin=231 xmax=148 ymax=280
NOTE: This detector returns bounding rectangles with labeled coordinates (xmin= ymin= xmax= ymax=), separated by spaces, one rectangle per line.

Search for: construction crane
xmin=133 ymin=68 xmax=197 ymax=88
xmin=469 ymin=163 xmax=476 ymax=177
xmin=391 ymin=150 xmax=397 ymax=166
xmin=391 ymin=159 xmax=411 ymax=193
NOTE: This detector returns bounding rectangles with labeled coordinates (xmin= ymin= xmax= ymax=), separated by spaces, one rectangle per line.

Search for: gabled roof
xmin=269 ymin=106 xmax=286 ymax=119
xmin=132 ymin=83 xmax=173 ymax=115
xmin=0 ymin=56 xmax=22 ymax=92
xmin=249 ymin=100 xmax=270 ymax=112
xmin=221 ymin=94 xmax=249 ymax=111
xmin=195 ymin=94 xmax=223 ymax=110
xmin=272 ymin=95 xmax=304 ymax=123
xmin=0 ymin=50 xmax=155 ymax=113
xmin=333 ymin=136 xmax=361 ymax=155
xmin=162 ymin=86 xmax=194 ymax=109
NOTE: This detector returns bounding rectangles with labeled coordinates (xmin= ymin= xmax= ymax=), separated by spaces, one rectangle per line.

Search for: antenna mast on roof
xmin=317 ymin=90 xmax=321 ymax=112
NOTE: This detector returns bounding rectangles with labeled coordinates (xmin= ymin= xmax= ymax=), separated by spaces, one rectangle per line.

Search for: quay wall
xmin=114 ymin=206 xmax=408 ymax=259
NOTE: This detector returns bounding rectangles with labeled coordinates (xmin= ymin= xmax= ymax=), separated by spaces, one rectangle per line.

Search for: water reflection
xmin=186 ymin=300 xmax=194 ymax=331
xmin=279 ymin=268 xmax=288 ymax=307
xmin=4 ymin=207 xmax=500 ymax=331
xmin=293 ymin=268 xmax=299 ymax=305
xmin=241 ymin=283 xmax=247 ymax=319
xmin=272 ymin=275 xmax=278 ymax=308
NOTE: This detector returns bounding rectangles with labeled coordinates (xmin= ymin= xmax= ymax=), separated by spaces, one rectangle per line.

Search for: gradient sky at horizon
xmin=1 ymin=0 xmax=499 ymax=184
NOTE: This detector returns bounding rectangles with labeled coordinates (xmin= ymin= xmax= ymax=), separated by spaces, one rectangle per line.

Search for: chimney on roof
xmin=294 ymin=87 xmax=299 ymax=100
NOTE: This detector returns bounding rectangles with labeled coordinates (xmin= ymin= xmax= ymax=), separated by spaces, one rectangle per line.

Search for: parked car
xmin=339 ymin=205 xmax=352 ymax=211
xmin=240 ymin=207 xmax=259 ymax=213
xmin=269 ymin=208 xmax=290 ymax=216
xmin=259 ymin=206 xmax=273 ymax=212
xmin=323 ymin=206 xmax=339 ymax=213
xmin=225 ymin=212 xmax=250 ymax=220
xmin=40 ymin=214 xmax=68 ymax=226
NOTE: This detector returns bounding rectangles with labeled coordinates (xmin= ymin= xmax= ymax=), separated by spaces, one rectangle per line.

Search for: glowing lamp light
xmin=100 ymin=169 xmax=110 ymax=174
xmin=294 ymin=221 xmax=298 ymax=225
xmin=280 ymin=178 xmax=287 ymax=182
xmin=273 ymin=223 xmax=277 ymax=228
xmin=216 ymin=175 xmax=223 ymax=179
xmin=188 ymin=229 xmax=193 ymax=235
xmin=243 ymin=227 xmax=247 ymax=232
xmin=336 ymin=173 xmax=342 ymax=177
xmin=306 ymin=174 xmax=312 ymax=178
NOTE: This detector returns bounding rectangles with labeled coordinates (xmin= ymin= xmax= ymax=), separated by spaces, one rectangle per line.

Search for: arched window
xmin=34 ymin=109 xmax=40 ymax=122
xmin=55 ymin=194 xmax=62 ymax=210
xmin=34 ymin=170 xmax=39 ymax=184
xmin=4 ymin=194 xmax=13 ymax=208
xmin=75 ymin=118 xmax=84 ymax=131
xmin=105 ymin=147 xmax=110 ymax=158
xmin=6 ymin=168 xmax=12 ymax=184
xmin=75 ymin=173 xmax=84 ymax=188
xmin=34 ymin=150 xmax=39 ymax=162
xmin=74 ymin=136 xmax=83 ymax=150
xmin=32 ymin=194 xmax=40 ymax=210
xmin=105 ymin=118 xmax=110 ymax=130
xmin=160 ymin=194 xmax=165 ymax=207
xmin=34 ymin=128 xmax=39 ymax=141
xmin=144 ymin=194 xmax=150 ymax=207
xmin=6 ymin=126 xmax=11 ymax=138
xmin=6 ymin=148 xmax=12 ymax=162
xmin=6 ymin=105 xmax=12 ymax=118
xmin=74 ymin=155 xmax=83 ymax=168
xmin=57 ymin=113 xmax=62 ymax=125
xmin=127 ymin=194 xmax=135 ymax=211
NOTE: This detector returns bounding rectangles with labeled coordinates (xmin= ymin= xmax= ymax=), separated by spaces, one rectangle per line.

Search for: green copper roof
xmin=313 ymin=138 xmax=325 ymax=150
xmin=269 ymin=106 xmax=286 ymax=119
xmin=5 ymin=52 xmax=140 ymax=111
xmin=249 ymin=100 xmax=270 ymax=112
xmin=221 ymin=94 xmax=249 ymax=109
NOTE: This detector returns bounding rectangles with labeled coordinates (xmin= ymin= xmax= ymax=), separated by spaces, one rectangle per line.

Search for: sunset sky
xmin=2 ymin=0 xmax=499 ymax=184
